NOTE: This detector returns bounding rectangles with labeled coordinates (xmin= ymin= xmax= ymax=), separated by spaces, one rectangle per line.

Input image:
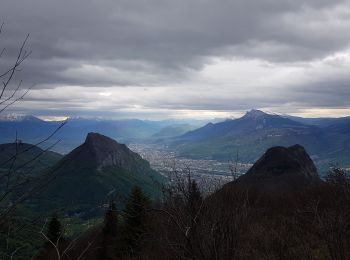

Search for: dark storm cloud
xmin=1 ymin=0 xmax=350 ymax=117
xmin=1 ymin=0 xmax=349 ymax=86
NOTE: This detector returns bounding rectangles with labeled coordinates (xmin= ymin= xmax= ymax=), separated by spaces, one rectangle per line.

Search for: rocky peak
xmin=235 ymin=144 xmax=322 ymax=192
xmin=243 ymin=109 xmax=268 ymax=119
xmin=241 ymin=109 xmax=271 ymax=129
xmin=85 ymin=132 xmax=123 ymax=149
xmin=70 ymin=132 xmax=146 ymax=171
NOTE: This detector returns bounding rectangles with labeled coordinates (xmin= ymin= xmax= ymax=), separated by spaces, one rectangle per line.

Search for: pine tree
xmin=187 ymin=178 xmax=202 ymax=217
xmin=122 ymin=186 xmax=151 ymax=255
xmin=188 ymin=180 xmax=202 ymax=207
xmin=46 ymin=216 xmax=62 ymax=243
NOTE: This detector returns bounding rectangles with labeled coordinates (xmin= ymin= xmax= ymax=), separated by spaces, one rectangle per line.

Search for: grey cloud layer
xmin=1 ymin=0 xmax=350 ymax=117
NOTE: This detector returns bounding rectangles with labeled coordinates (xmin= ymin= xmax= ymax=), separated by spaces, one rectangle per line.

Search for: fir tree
xmin=188 ymin=179 xmax=202 ymax=207
xmin=186 ymin=177 xmax=202 ymax=217
xmin=46 ymin=215 xmax=62 ymax=243
xmin=122 ymin=186 xmax=151 ymax=255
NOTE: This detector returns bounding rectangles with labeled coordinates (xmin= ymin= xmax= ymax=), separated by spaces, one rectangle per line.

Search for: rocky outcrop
xmin=64 ymin=132 xmax=149 ymax=172
xmin=233 ymin=144 xmax=322 ymax=193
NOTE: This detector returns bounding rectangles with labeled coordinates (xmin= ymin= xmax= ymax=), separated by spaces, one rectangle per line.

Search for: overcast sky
xmin=1 ymin=0 xmax=350 ymax=119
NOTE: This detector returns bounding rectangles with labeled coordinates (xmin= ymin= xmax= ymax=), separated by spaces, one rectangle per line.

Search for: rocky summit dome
xmin=234 ymin=144 xmax=322 ymax=193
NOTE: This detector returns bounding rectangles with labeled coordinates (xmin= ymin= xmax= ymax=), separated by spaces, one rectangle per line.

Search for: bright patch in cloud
xmin=99 ymin=92 xmax=112 ymax=97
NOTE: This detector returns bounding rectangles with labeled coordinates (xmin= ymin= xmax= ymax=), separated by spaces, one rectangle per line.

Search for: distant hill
xmin=35 ymin=133 xmax=165 ymax=217
xmin=0 ymin=142 xmax=62 ymax=174
xmin=0 ymin=143 xmax=62 ymax=208
xmin=151 ymin=124 xmax=196 ymax=139
xmin=283 ymin=115 xmax=350 ymax=127
xmin=230 ymin=144 xmax=322 ymax=193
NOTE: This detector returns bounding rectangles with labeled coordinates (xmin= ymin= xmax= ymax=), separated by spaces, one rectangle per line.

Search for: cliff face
xmin=67 ymin=132 xmax=149 ymax=172
xmin=232 ymin=144 xmax=322 ymax=193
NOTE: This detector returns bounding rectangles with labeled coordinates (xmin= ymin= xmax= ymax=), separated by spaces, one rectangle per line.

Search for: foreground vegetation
xmin=139 ymin=168 xmax=350 ymax=260
xmin=2 ymin=167 xmax=347 ymax=260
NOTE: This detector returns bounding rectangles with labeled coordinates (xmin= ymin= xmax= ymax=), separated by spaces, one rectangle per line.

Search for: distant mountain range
xmin=168 ymin=110 xmax=350 ymax=171
xmin=1 ymin=110 xmax=349 ymax=172
xmin=0 ymin=115 xmax=208 ymax=153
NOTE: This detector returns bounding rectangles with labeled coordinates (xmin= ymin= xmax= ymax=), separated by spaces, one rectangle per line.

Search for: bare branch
xmin=0 ymin=119 xmax=67 ymax=168
xmin=0 ymin=80 xmax=22 ymax=106
xmin=0 ymin=84 xmax=34 ymax=114
xmin=0 ymin=34 xmax=30 ymax=101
